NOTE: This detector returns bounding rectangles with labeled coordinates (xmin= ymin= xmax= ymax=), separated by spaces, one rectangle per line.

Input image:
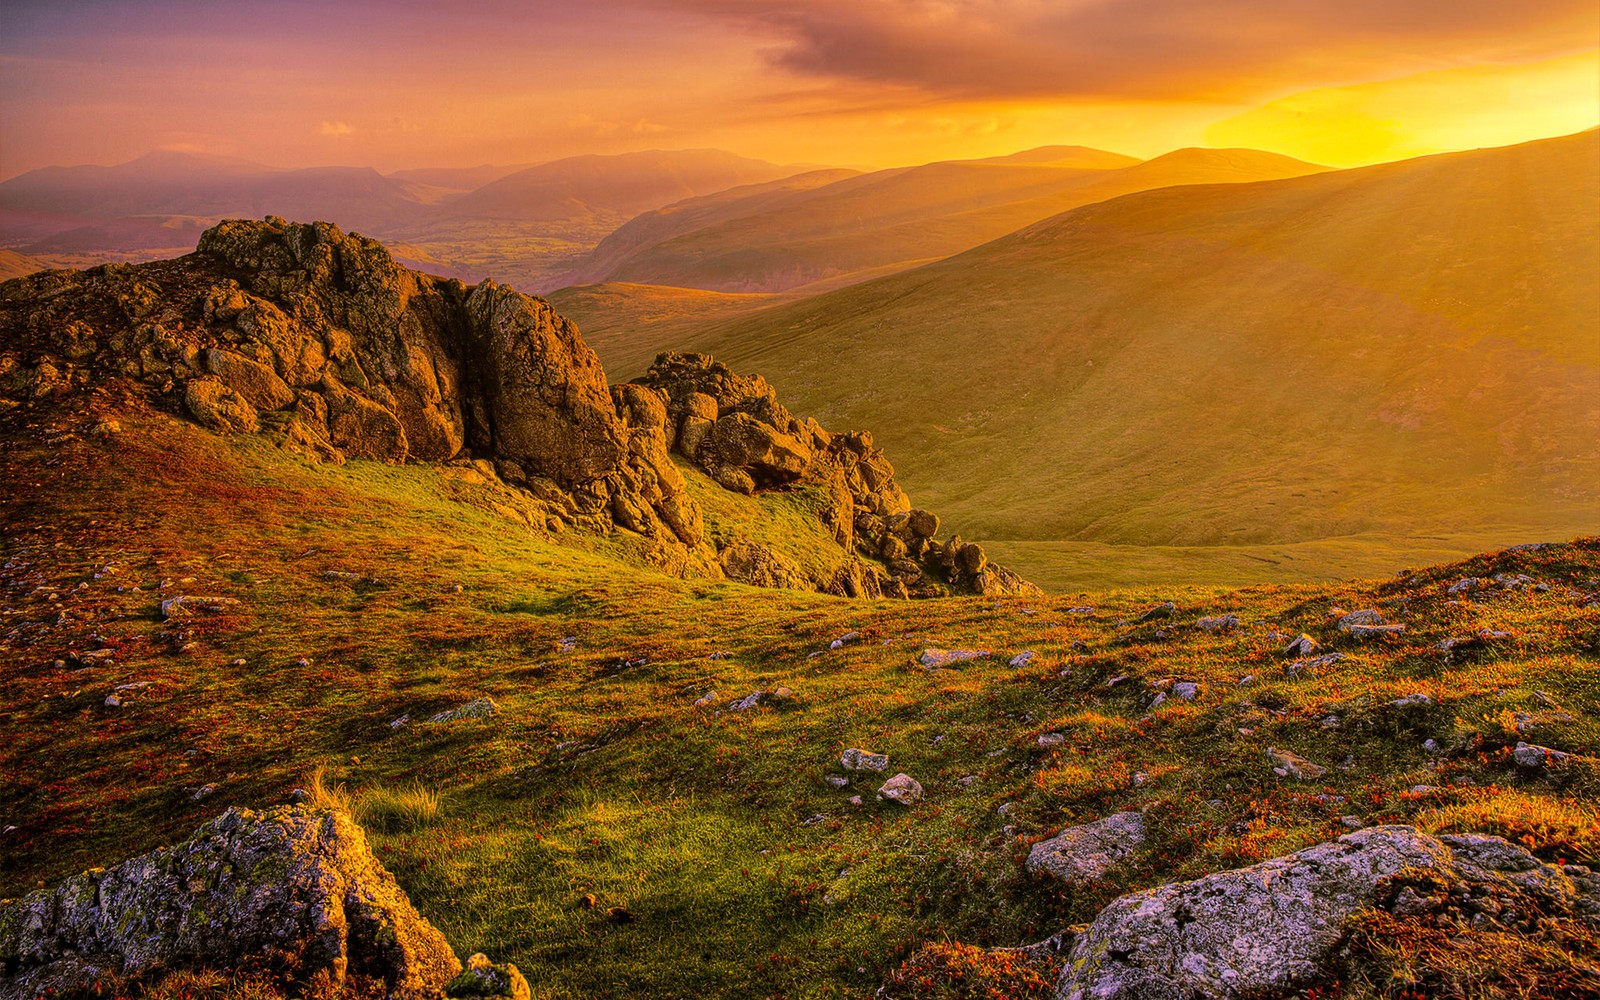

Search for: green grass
xmin=1 ymin=400 xmax=1597 ymax=998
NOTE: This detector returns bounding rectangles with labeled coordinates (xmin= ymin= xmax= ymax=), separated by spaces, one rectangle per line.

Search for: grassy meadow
xmin=2 ymin=399 xmax=1596 ymax=998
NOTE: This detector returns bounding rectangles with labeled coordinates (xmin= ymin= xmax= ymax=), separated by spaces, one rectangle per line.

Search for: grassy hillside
xmin=575 ymin=147 xmax=1326 ymax=293
xmin=674 ymin=131 xmax=1600 ymax=583
xmin=547 ymin=282 xmax=786 ymax=380
xmin=2 ymin=391 xmax=1596 ymax=999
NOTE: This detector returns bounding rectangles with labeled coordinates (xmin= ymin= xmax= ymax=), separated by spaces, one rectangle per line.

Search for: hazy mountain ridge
xmin=563 ymin=146 xmax=1328 ymax=293
xmin=665 ymin=130 xmax=1599 ymax=583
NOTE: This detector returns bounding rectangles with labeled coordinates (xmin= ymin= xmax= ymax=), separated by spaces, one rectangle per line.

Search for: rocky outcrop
xmin=0 ymin=806 xmax=463 ymax=998
xmin=1027 ymin=811 xmax=1147 ymax=884
xmin=1054 ymin=825 xmax=1600 ymax=1000
xmin=0 ymin=218 xmax=1032 ymax=598
xmin=637 ymin=352 xmax=1036 ymax=598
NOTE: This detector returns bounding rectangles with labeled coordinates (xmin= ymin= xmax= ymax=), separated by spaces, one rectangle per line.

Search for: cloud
xmin=644 ymin=0 xmax=1599 ymax=101
xmin=318 ymin=120 xmax=354 ymax=137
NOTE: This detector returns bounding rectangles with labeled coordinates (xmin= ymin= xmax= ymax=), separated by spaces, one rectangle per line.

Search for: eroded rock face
xmin=637 ymin=352 xmax=1037 ymax=598
xmin=0 ymin=806 xmax=461 ymax=998
xmin=1055 ymin=825 xmax=1600 ymax=1000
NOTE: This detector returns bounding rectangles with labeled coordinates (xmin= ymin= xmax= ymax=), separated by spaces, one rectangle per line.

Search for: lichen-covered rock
xmin=446 ymin=952 xmax=532 ymax=999
xmin=840 ymin=748 xmax=889 ymax=772
xmin=1027 ymin=811 xmax=1147 ymax=883
xmin=0 ymin=806 xmax=461 ymax=998
xmin=877 ymin=773 xmax=923 ymax=807
xmin=1054 ymin=826 xmax=1600 ymax=1000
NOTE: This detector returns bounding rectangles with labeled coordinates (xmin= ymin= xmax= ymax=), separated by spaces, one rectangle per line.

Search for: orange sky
xmin=1 ymin=0 xmax=1596 ymax=177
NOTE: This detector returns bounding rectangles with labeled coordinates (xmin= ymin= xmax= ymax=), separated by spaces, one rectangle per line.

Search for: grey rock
xmin=158 ymin=595 xmax=241 ymax=619
xmin=1267 ymin=747 xmax=1327 ymax=780
xmin=1286 ymin=651 xmax=1345 ymax=678
xmin=1009 ymin=651 xmax=1036 ymax=668
xmin=1038 ymin=732 xmax=1066 ymax=747
xmin=1195 ymin=613 xmax=1240 ymax=633
xmin=1137 ymin=602 xmax=1177 ymax=622
xmin=1335 ymin=609 xmax=1385 ymax=631
xmin=1172 ymin=681 xmax=1200 ymax=701
xmin=446 ymin=952 xmax=531 ymax=1000
xmin=830 ymin=631 xmax=861 ymax=649
xmin=0 ymin=806 xmax=460 ymax=998
xmin=919 ymin=648 xmax=990 ymax=668
xmin=429 ymin=698 xmax=499 ymax=723
xmin=876 ymin=773 xmax=923 ymax=807
xmin=824 ymin=774 xmax=849 ymax=789
xmin=1347 ymin=623 xmax=1406 ymax=640
xmin=1056 ymin=826 xmax=1597 ymax=1000
xmin=1391 ymin=693 xmax=1435 ymax=708
xmin=1513 ymin=741 xmax=1571 ymax=771
xmin=1282 ymin=634 xmax=1319 ymax=657
xmin=1027 ymin=811 xmax=1146 ymax=883
xmin=840 ymin=748 xmax=889 ymax=772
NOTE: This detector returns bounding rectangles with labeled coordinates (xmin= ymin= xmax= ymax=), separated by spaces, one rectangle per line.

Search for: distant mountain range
xmin=591 ymin=130 xmax=1599 ymax=579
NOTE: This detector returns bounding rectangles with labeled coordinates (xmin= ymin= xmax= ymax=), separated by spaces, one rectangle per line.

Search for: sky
xmin=1 ymin=0 xmax=1596 ymax=178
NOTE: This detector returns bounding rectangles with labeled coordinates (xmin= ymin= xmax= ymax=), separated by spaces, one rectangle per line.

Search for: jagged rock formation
xmin=0 ymin=217 xmax=1032 ymax=597
xmin=0 ymin=806 xmax=464 ymax=999
xmin=1054 ymin=825 xmax=1600 ymax=1000
xmin=637 ymin=353 xmax=1035 ymax=598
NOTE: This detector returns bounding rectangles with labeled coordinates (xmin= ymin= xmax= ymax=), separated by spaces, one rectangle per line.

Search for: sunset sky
xmin=2 ymin=0 xmax=1596 ymax=178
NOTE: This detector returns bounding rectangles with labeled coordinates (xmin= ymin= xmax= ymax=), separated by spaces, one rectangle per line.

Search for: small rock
xmin=824 ymin=774 xmax=849 ymax=789
xmin=1422 ymin=739 xmax=1441 ymax=754
xmin=1038 ymin=732 xmax=1066 ymax=747
xmin=848 ymin=795 xmax=863 ymax=806
xmin=446 ymin=952 xmax=531 ymax=1000
xmin=429 ymin=698 xmax=499 ymax=723
xmin=1335 ymin=609 xmax=1385 ymax=631
xmin=1009 ymin=651 xmax=1036 ymax=668
xmin=192 ymin=783 xmax=217 ymax=801
xmin=692 ymin=691 xmax=719 ymax=709
xmin=159 ymin=595 xmax=241 ymax=619
xmin=1267 ymin=747 xmax=1328 ymax=780
xmin=1447 ymin=577 xmax=1478 ymax=594
xmin=1410 ymin=784 xmax=1437 ymax=794
xmin=1340 ymin=815 xmax=1365 ymax=829
xmin=1347 ymin=623 xmax=1406 ymax=640
xmin=389 ymin=714 xmax=410 ymax=729
xmin=876 ymin=773 xmax=923 ymax=807
xmin=1195 ymin=613 xmax=1240 ymax=633
xmin=1282 ymin=634 xmax=1319 ymax=658
xmin=1286 ymin=652 xmax=1345 ymax=678
xmin=919 ymin=648 xmax=989 ymax=669
xmin=840 ymin=747 xmax=889 ymax=772
xmin=1513 ymin=741 xmax=1571 ymax=771
xmin=1027 ymin=811 xmax=1147 ymax=882
xmin=1172 ymin=681 xmax=1200 ymax=701
xmin=103 ymin=693 xmax=122 ymax=708
xmin=829 ymin=631 xmax=861 ymax=649
xmin=1391 ymin=693 xmax=1434 ymax=708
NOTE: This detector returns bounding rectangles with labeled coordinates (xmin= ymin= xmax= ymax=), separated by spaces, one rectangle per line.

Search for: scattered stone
xmin=1286 ymin=652 xmax=1345 ymax=678
xmin=1171 ymin=681 xmax=1200 ymax=701
xmin=389 ymin=714 xmax=410 ymax=729
xmin=103 ymin=693 xmax=122 ymax=709
xmin=840 ymin=748 xmax=889 ymax=772
xmin=692 ymin=691 xmax=718 ymax=709
xmin=192 ymin=783 xmax=218 ymax=802
xmin=1391 ymin=693 xmax=1434 ymax=708
xmin=1027 ymin=811 xmax=1147 ymax=883
xmin=728 ymin=688 xmax=793 ymax=711
xmin=919 ymin=648 xmax=989 ymax=669
xmin=829 ymin=631 xmax=861 ymax=649
xmin=1347 ymin=623 xmax=1406 ymax=640
xmin=1410 ymin=784 xmax=1437 ymax=795
xmin=800 ymin=814 xmax=828 ymax=827
xmin=159 ymin=595 xmax=241 ymax=619
xmin=445 ymin=953 xmax=531 ymax=1000
xmin=1038 ymin=732 xmax=1066 ymax=747
xmin=1008 ymin=651 xmax=1035 ymax=668
xmin=557 ymin=635 xmax=577 ymax=653
xmin=876 ymin=773 xmax=923 ymax=807
xmin=1195 ymin=613 xmax=1240 ymax=633
xmin=1237 ymin=674 xmax=1256 ymax=686
xmin=1513 ymin=741 xmax=1571 ymax=771
xmin=429 ymin=698 xmax=499 ymax=723
xmin=1282 ymin=634 xmax=1319 ymax=657
xmin=0 ymin=806 xmax=462 ymax=998
xmin=1335 ymin=609 xmax=1385 ymax=631
xmin=1137 ymin=602 xmax=1177 ymax=622
xmin=1340 ymin=815 xmax=1366 ymax=829
xmin=1055 ymin=826 xmax=1598 ymax=1000
xmin=1267 ymin=747 xmax=1328 ymax=780
xmin=848 ymin=795 xmax=864 ymax=807
xmin=824 ymin=774 xmax=849 ymax=789
xmin=1422 ymin=738 xmax=1441 ymax=754
xmin=1447 ymin=577 xmax=1479 ymax=594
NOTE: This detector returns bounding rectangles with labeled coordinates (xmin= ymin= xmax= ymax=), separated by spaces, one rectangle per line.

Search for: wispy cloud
xmin=318 ymin=120 xmax=354 ymax=137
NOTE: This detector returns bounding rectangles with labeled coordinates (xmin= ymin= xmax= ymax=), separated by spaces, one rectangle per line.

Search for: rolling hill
xmin=668 ymin=130 xmax=1600 ymax=586
xmin=565 ymin=146 xmax=1327 ymax=293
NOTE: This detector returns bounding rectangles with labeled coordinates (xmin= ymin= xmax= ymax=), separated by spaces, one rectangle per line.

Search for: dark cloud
xmin=643 ymin=0 xmax=1599 ymax=100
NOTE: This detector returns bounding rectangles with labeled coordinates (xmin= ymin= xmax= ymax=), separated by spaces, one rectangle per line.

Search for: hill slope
xmin=567 ymin=147 xmax=1326 ymax=293
xmin=682 ymin=131 xmax=1600 ymax=582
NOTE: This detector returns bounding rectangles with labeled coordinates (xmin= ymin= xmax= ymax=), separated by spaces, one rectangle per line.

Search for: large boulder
xmin=0 ymin=806 xmax=462 ymax=998
xmin=1055 ymin=825 xmax=1600 ymax=1000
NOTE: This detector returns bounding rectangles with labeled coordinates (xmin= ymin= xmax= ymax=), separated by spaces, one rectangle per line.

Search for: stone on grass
xmin=0 ymin=806 xmax=461 ymax=998
xmin=1172 ymin=681 xmax=1200 ymax=701
xmin=840 ymin=748 xmax=889 ymax=772
xmin=159 ymin=595 xmax=241 ymax=619
xmin=1335 ymin=609 xmax=1385 ymax=631
xmin=876 ymin=773 xmax=923 ymax=807
xmin=1009 ymin=651 xmax=1035 ymax=668
xmin=1268 ymin=747 xmax=1328 ymax=780
xmin=1282 ymin=634 xmax=1319 ymax=657
xmin=430 ymin=698 xmax=499 ymax=723
xmin=1056 ymin=826 xmax=1599 ymax=1000
xmin=1286 ymin=652 xmax=1344 ymax=678
xmin=1137 ymin=602 xmax=1177 ymax=622
xmin=1026 ymin=811 xmax=1146 ymax=883
xmin=1513 ymin=741 xmax=1571 ymax=771
xmin=1391 ymin=693 xmax=1435 ymax=708
xmin=919 ymin=648 xmax=989 ymax=669
xmin=830 ymin=632 xmax=861 ymax=649
xmin=1195 ymin=613 xmax=1240 ymax=633
xmin=445 ymin=952 xmax=531 ymax=1000
xmin=1348 ymin=623 xmax=1406 ymax=640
